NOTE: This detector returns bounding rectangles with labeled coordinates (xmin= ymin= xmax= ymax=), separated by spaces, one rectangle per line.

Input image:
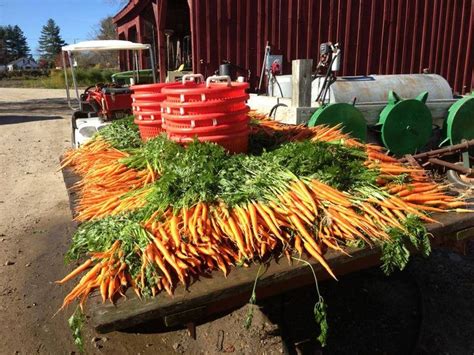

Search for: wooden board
xmin=61 ymin=164 xmax=474 ymax=333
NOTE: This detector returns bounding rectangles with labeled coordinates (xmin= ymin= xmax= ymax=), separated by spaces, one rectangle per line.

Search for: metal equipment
xmin=257 ymin=42 xmax=284 ymax=96
xmin=309 ymin=73 xmax=460 ymax=153
xmin=314 ymin=42 xmax=340 ymax=104
xmin=217 ymin=60 xmax=251 ymax=82
xmin=79 ymin=83 xmax=133 ymax=120
xmin=308 ymin=102 xmax=366 ymax=141
xmin=62 ymin=40 xmax=157 ymax=147
xmin=442 ymin=93 xmax=474 ymax=148
xmin=376 ymin=91 xmax=432 ymax=155
xmin=266 ymin=55 xmax=284 ymax=97
xmin=164 ymin=30 xmax=175 ymax=71
xmin=263 ymin=42 xmax=474 ymax=156
xmin=402 ymin=139 xmax=474 ymax=188
xmin=258 ymin=42 xmax=271 ymax=93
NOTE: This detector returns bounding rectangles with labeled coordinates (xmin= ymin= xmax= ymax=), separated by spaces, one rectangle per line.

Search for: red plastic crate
xmin=169 ymin=128 xmax=249 ymax=154
xmin=134 ymin=119 xmax=163 ymax=140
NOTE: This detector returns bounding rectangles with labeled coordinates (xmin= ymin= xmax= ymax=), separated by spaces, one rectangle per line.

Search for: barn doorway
xmin=162 ymin=0 xmax=192 ymax=75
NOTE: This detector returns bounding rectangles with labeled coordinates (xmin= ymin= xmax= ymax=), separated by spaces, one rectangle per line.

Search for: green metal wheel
xmin=377 ymin=91 xmax=432 ymax=156
xmin=307 ymin=103 xmax=367 ymax=141
xmin=443 ymin=95 xmax=474 ymax=146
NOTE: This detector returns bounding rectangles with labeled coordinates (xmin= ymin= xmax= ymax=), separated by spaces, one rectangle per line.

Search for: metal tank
xmin=269 ymin=73 xmax=456 ymax=125
xmin=269 ymin=74 xmax=454 ymax=104
xmin=313 ymin=74 xmax=453 ymax=104
xmin=312 ymin=74 xmax=457 ymax=125
xmin=310 ymin=74 xmax=459 ymax=156
xmin=267 ymin=72 xmax=473 ymax=155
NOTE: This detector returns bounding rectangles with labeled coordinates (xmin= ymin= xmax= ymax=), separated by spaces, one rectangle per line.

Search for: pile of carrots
xmin=61 ymin=137 xmax=156 ymax=221
xmin=57 ymin=115 xmax=470 ymax=311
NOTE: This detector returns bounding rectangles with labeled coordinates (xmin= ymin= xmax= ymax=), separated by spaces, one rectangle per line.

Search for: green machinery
xmin=308 ymin=76 xmax=474 ymax=157
xmin=442 ymin=93 xmax=474 ymax=148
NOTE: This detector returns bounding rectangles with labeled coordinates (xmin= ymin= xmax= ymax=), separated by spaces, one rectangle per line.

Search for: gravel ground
xmin=0 ymin=88 xmax=473 ymax=354
xmin=0 ymin=88 xmax=281 ymax=354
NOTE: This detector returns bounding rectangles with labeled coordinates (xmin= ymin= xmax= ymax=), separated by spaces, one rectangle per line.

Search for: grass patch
xmin=0 ymin=68 xmax=118 ymax=89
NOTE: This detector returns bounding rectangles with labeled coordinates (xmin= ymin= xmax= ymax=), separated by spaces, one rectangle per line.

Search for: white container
xmin=267 ymin=75 xmax=292 ymax=98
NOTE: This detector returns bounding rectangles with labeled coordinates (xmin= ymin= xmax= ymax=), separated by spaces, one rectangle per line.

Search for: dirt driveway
xmin=0 ymin=88 xmax=473 ymax=354
xmin=0 ymin=88 xmax=281 ymax=354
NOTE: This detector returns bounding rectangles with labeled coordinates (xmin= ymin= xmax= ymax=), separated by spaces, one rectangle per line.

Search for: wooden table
xmin=61 ymin=165 xmax=474 ymax=334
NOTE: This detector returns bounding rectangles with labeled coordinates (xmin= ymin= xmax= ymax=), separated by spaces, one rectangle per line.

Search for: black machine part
xmin=315 ymin=42 xmax=334 ymax=74
xmin=79 ymin=88 xmax=100 ymax=114
xmin=319 ymin=42 xmax=332 ymax=56
xmin=219 ymin=63 xmax=231 ymax=77
xmin=217 ymin=60 xmax=251 ymax=81
xmin=314 ymin=42 xmax=341 ymax=103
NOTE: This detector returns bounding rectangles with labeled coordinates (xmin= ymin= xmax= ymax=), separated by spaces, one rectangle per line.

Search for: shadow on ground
xmin=116 ymin=246 xmax=474 ymax=354
xmin=0 ymin=98 xmax=69 ymax=114
xmin=262 ymin=267 xmax=421 ymax=354
xmin=0 ymin=115 xmax=63 ymax=125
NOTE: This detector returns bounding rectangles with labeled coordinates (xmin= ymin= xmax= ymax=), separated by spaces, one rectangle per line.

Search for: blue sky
xmin=0 ymin=0 xmax=125 ymax=58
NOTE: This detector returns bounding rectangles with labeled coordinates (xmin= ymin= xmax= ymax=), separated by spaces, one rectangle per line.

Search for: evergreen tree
xmin=0 ymin=27 xmax=6 ymax=65
xmin=8 ymin=26 xmax=30 ymax=59
xmin=0 ymin=25 xmax=30 ymax=63
xmin=38 ymin=19 xmax=66 ymax=64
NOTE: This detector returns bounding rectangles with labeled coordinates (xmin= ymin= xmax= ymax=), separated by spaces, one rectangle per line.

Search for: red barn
xmin=113 ymin=0 xmax=474 ymax=94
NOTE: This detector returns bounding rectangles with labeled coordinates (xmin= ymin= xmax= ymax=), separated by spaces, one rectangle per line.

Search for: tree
xmin=0 ymin=27 xmax=6 ymax=65
xmin=0 ymin=25 xmax=30 ymax=64
xmin=38 ymin=19 xmax=66 ymax=64
xmin=95 ymin=16 xmax=117 ymax=41
xmin=76 ymin=16 xmax=118 ymax=68
xmin=7 ymin=25 xmax=30 ymax=60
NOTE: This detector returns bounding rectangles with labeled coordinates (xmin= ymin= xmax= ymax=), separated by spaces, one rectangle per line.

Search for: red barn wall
xmin=115 ymin=0 xmax=474 ymax=94
xmin=188 ymin=0 xmax=474 ymax=94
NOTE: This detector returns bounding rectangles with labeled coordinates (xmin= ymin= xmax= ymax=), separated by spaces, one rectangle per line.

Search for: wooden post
xmin=291 ymin=59 xmax=313 ymax=108
xmin=136 ymin=16 xmax=144 ymax=69
xmin=153 ymin=0 xmax=168 ymax=83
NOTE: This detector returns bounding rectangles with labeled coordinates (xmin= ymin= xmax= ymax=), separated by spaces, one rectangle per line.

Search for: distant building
xmin=7 ymin=57 xmax=39 ymax=71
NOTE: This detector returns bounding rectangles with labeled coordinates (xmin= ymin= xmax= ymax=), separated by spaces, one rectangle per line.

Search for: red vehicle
xmin=61 ymin=40 xmax=157 ymax=146
xmin=79 ymin=83 xmax=133 ymax=120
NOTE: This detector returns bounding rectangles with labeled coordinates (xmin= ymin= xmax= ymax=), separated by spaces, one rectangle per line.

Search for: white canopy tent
xmin=62 ymin=40 xmax=151 ymax=52
xmin=62 ymin=40 xmax=156 ymax=110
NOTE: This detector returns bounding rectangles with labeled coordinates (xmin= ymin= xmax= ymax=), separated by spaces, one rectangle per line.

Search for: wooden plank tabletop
xmin=61 ymin=165 xmax=474 ymax=333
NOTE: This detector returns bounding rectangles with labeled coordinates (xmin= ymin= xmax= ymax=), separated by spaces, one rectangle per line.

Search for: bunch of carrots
xmin=61 ymin=137 xmax=157 ymax=221
xmin=57 ymin=115 xmax=470 ymax=312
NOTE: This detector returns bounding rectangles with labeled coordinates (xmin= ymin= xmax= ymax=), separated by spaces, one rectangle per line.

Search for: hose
xmin=320 ymin=75 xmax=336 ymax=104
xmin=269 ymin=103 xmax=288 ymax=118
xmin=315 ymin=72 xmax=331 ymax=103
xmin=271 ymin=74 xmax=284 ymax=98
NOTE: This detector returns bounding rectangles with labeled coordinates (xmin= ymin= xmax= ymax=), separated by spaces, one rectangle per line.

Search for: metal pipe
xmin=149 ymin=47 xmax=157 ymax=83
xmin=134 ymin=51 xmax=139 ymax=84
xmin=258 ymin=42 xmax=270 ymax=94
xmin=400 ymin=139 xmax=474 ymax=162
xmin=62 ymin=52 xmax=74 ymax=110
xmin=67 ymin=51 xmax=80 ymax=110
xmin=428 ymin=158 xmax=474 ymax=176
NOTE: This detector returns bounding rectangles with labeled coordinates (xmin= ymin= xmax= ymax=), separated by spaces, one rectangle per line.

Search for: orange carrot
xmin=56 ymin=259 xmax=93 ymax=284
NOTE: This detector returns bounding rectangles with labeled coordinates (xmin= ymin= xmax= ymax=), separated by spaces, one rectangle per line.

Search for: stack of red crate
xmin=131 ymin=82 xmax=179 ymax=140
xmin=161 ymin=75 xmax=250 ymax=153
